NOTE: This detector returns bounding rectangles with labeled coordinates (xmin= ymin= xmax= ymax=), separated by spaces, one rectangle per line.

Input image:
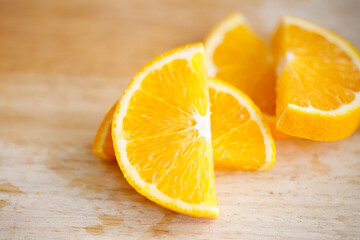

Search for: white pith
xmin=276 ymin=51 xmax=295 ymax=79
xmin=191 ymin=110 xmax=211 ymax=140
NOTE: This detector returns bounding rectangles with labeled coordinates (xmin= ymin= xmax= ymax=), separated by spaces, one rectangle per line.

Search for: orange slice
xmin=272 ymin=16 xmax=360 ymax=141
xmin=263 ymin=114 xmax=294 ymax=140
xmin=111 ymin=43 xmax=218 ymax=218
xmin=93 ymin=78 xmax=276 ymax=171
xmin=204 ymin=12 xmax=292 ymax=139
xmin=92 ymin=103 xmax=117 ymax=161
xmin=209 ymin=78 xmax=276 ymax=171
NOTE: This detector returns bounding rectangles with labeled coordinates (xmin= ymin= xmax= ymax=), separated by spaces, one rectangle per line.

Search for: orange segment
xmin=92 ymin=104 xmax=117 ymax=161
xmin=126 ymin=129 xmax=214 ymax=205
xmin=204 ymin=12 xmax=292 ymax=139
xmin=139 ymin=54 xmax=208 ymax=116
xmin=93 ymin=78 xmax=277 ymax=171
xmin=263 ymin=114 xmax=295 ymax=140
xmin=209 ymin=78 xmax=276 ymax=171
xmin=204 ymin=12 xmax=276 ymax=116
xmin=111 ymin=43 xmax=218 ymax=218
xmin=122 ymin=89 xmax=194 ymax=140
xmin=272 ymin=16 xmax=360 ymax=141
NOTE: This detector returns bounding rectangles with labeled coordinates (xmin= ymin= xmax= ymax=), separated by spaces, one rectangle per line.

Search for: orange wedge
xmin=93 ymin=78 xmax=276 ymax=171
xmin=209 ymin=78 xmax=276 ymax=171
xmin=204 ymin=12 xmax=292 ymax=139
xmin=92 ymin=104 xmax=117 ymax=161
xmin=111 ymin=43 xmax=218 ymax=218
xmin=263 ymin=114 xmax=294 ymax=140
xmin=272 ymin=16 xmax=360 ymax=141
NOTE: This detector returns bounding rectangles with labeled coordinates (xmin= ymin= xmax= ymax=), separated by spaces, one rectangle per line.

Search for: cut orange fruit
xmin=92 ymin=104 xmax=117 ymax=161
xmin=204 ymin=12 xmax=292 ymax=139
xmin=263 ymin=114 xmax=295 ymax=140
xmin=111 ymin=43 xmax=218 ymax=218
xmin=204 ymin=13 xmax=276 ymax=115
xmin=209 ymin=78 xmax=276 ymax=171
xmin=93 ymin=77 xmax=276 ymax=171
xmin=272 ymin=16 xmax=360 ymax=141
xmin=94 ymin=79 xmax=276 ymax=171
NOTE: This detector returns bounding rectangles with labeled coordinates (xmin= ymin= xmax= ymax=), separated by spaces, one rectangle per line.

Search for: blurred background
xmin=1 ymin=1 xmax=360 ymax=239
xmin=1 ymin=0 xmax=359 ymax=83
xmin=1 ymin=0 xmax=359 ymax=137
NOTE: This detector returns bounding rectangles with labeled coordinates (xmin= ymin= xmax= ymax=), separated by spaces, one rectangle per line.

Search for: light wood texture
xmin=1 ymin=0 xmax=360 ymax=239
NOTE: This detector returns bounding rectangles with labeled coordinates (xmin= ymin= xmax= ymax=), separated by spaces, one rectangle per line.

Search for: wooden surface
xmin=1 ymin=0 xmax=360 ymax=239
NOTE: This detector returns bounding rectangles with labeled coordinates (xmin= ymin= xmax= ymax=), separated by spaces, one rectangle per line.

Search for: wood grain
xmin=1 ymin=0 xmax=360 ymax=239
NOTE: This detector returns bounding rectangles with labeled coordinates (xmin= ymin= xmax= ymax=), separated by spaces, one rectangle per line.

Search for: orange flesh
xmin=94 ymin=80 xmax=272 ymax=171
xmin=120 ymin=52 xmax=217 ymax=206
xmin=92 ymin=104 xmax=116 ymax=161
xmin=273 ymin=23 xmax=360 ymax=115
xmin=212 ymin=25 xmax=276 ymax=116
xmin=103 ymin=123 xmax=116 ymax=159
xmin=210 ymin=87 xmax=266 ymax=170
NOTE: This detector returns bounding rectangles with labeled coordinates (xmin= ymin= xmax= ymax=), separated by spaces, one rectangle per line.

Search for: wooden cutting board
xmin=1 ymin=0 xmax=359 ymax=239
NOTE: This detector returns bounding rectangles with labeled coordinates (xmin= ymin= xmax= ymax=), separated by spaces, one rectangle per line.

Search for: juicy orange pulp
xmin=209 ymin=79 xmax=275 ymax=171
xmin=273 ymin=16 xmax=360 ymax=141
xmin=94 ymin=78 xmax=276 ymax=172
xmin=204 ymin=13 xmax=294 ymax=140
xmin=208 ymin=18 xmax=276 ymax=116
xmin=273 ymin=22 xmax=360 ymax=114
xmin=112 ymin=44 xmax=218 ymax=217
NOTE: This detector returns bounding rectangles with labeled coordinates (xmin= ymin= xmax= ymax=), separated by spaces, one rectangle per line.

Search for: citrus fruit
xmin=93 ymin=78 xmax=276 ymax=171
xmin=263 ymin=115 xmax=294 ymax=140
xmin=209 ymin=78 xmax=276 ymax=171
xmin=111 ymin=43 xmax=218 ymax=218
xmin=272 ymin=15 xmax=360 ymax=141
xmin=204 ymin=12 xmax=292 ymax=139
xmin=92 ymin=103 xmax=117 ymax=161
